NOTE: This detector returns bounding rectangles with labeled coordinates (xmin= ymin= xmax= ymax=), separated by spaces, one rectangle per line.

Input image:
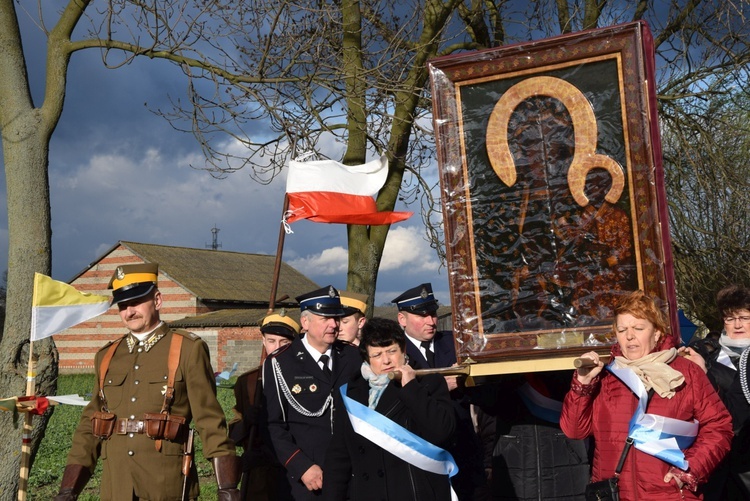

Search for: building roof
xmin=79 ymin=240 xmax=320 ymax=306
xmin=169 ymin=309 xmax=276 ymax=328
xmin=168 ymin=305 xmax=453 ymax=329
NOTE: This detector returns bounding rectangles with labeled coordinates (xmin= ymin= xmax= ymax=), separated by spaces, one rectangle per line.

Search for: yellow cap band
xmin=112 ymin=272 xmax=157 ymax=291
xmin=341 ymin=297 xmax=367 ymax=315
xmin=262 ymin=314 xmax=300 ymax=334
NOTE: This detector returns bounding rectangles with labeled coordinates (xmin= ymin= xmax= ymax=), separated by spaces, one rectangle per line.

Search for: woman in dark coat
xmin=323 ymin=317 xmax=456 ymax=501
xmin=683 ymin=285 xmax=750 ymax=499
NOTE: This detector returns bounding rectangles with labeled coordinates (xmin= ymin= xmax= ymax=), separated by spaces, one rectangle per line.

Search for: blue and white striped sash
xmin=340 ymin=384 xmax=458 ymax=500
xmin=607 ymin=362 xmax=698 ymax=470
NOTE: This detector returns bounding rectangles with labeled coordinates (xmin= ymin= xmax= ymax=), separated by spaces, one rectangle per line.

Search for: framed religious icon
xmin=428 ymin=21 xmax=678 ymax=370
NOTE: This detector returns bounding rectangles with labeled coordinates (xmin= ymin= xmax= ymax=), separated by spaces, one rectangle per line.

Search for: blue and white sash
xmin=340 ymin=384 xmax=458 ymax=501
xmin=607 ymin=362 xmax=698 ymax=470
xmin=518 ymin=382 xmax=562 ymax=423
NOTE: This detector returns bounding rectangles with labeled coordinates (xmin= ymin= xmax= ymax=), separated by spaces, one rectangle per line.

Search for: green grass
xmin=29 ymin=374 xmax=237 ymax=500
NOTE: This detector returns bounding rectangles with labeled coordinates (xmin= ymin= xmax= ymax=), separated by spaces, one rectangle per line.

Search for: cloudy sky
xmin=0 ymin=4 xmax=450 ymax=306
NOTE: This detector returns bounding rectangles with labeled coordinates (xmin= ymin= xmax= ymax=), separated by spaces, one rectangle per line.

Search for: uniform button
xmin=134 ymin=380 xmax=139 ymax=385
xmin=107 ymin=380 xmax=112 ymax=384
xmin=134 ymin=365 xmax=140 ymax=370
xmin=131 ymin=397 xmax=136 ymax=402
xmin=163 ymin=375 xmax=168 ymax=380
xmin=128 ymin=451 xmax=134 ymax=456
xmin=130 ymin=415 xmax=135 ymax=420
xmin=137 ymin=348 xmax=143 ymax=353
xmin=358 ymin=446 xmax=365 ymax=454
xmin=129 ymin=433 xmax=134 ymax=438
xmin=362 ymin=473 xmax=369 ymax=480
xmin=377 ymin=470 xmax=384 ymax=477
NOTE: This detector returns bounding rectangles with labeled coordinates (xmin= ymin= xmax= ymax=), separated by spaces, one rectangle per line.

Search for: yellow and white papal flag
xmin=30 ymin=273 xmax=111 ymax=341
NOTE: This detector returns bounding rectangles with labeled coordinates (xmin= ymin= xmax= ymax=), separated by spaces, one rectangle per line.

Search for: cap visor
xmin=112 ymin=283 xmax=155 ymax=305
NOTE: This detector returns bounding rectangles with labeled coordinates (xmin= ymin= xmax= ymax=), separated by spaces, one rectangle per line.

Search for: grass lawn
xmin=28 ymin=374 xmax=237 ymax=500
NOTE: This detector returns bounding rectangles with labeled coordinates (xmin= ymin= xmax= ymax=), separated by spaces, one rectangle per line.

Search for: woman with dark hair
xmin=682 ymin=285 xmax=750 ymax=499
xmin=561 ymin=290 xmax=732 ymax=500
xmin=323 ymin=317 xmax=456 ymax=500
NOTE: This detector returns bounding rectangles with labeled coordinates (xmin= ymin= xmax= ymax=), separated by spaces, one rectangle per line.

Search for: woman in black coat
xmin=323 ymin=317 xmax=456 ymax=501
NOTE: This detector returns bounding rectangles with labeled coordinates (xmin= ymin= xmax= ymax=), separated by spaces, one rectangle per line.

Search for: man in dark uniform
xmin=392 ymin=282 xmax=484 ymax=500
xmin=392 ymin=283 xmax=456 ymax=370
xmin=263 ymin=285 xmax=360 ymax=500
xmin=230 ymin=310 xmax=300 ymax=501
xmin=55 ymin=263 xmax=240 ymax=501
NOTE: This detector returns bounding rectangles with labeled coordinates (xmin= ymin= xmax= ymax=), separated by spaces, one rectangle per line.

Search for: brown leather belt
xmin=116 ymin=418 xmax=145 ymax=435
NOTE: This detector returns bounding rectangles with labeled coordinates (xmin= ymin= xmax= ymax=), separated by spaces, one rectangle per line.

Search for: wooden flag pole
xmin=17 ymin=342 xmax=36 ymax=501
xmin=268 ymin=194 xmax=290 ymax=314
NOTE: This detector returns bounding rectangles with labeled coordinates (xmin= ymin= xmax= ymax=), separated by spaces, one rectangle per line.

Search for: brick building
xmin=53 ymin=240 xmax=318 ymax=374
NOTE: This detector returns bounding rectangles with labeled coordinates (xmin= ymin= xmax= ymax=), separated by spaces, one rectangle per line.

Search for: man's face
xmin=262 ymin=333 xmax=292 ymax=354
xmin=117 ymin=290 xmax=162 ymax=334
xmin=337 ymin=313 xmax=365 ymax=344
xmin=301 ymin=313 xmax=339 ymax=353
xmin=398 ymin=311 xmax=437 ymax=342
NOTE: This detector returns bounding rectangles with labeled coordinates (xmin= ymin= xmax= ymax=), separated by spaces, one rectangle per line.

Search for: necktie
xmin=421 ymin=341 xmax=435 ymax=368
xmin=319 ymin=354 xmax=332 ymax=377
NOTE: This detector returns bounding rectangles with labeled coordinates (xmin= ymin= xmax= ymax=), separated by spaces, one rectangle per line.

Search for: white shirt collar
xmin=301 ymin=334 xmax=332 ymax=364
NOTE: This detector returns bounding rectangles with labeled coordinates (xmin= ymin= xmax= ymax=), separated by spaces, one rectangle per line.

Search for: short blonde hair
xmin=613 ymin=290 xmax=668 ymax=334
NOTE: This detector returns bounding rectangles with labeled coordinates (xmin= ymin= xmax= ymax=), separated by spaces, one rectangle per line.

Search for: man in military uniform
xmin=392 ymin=282 xmax=484 ymax=500
xmin=263 ymin=285 xmax=360 ymax=500
xmin=337 ymin=290 xmax=368 ymax=346
xmin=230 ymin=310 xmax=300 ymax=501
xmin=55 ymin=263 xmax=240 ymax=501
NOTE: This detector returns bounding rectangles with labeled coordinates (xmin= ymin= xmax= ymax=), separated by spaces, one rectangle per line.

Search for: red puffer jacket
xmin=561 ymin=337 xmax=733 ymax=500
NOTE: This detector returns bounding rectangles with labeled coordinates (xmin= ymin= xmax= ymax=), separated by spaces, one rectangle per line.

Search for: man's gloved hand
xmin=53 ymin=488 xmax=77 ymax=501
xmin=213 ymin=455 xmax=242 ymax=501
xmin=53 ymin=464 xmax=92 ymax=501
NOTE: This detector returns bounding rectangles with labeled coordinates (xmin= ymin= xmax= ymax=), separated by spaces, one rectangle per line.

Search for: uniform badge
xmin=309 ymin=384 xmax=318 ymax=393
xmin=292 ymin=384 xmax=302 ymax=394
xmin=116 ymin=267 xmax=125 ymax=280
xmin=328 ymin=286 xmax=336 ymax=298
xmin=161 ymin=385 xmax=167 ymax=396
xmin=420 ymin=287 xmax=428 ymax=299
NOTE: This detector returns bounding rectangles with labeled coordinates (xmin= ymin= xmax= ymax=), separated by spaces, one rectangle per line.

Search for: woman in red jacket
xmin=561 ymin=290 xmax=733 ymax=500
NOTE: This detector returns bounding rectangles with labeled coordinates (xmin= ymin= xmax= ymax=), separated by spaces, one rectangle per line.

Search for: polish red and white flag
xmin=284 ymin=155 xmax=412 ymax=228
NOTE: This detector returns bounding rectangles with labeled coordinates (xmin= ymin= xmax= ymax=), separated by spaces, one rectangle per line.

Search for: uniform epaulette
xmin=171 ymin=328 xmax=200 ymax=341
xmin=97 ymin=334 xmax=128 ymax=354
xmin=266 ymin=343 xmax=293 ymax=358
xmin=333 ymin=339 xmax=358 ymax=352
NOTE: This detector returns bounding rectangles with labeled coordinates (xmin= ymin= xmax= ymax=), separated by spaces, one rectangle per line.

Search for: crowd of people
xmin=52 ymin=265 xmax=750 ymax=501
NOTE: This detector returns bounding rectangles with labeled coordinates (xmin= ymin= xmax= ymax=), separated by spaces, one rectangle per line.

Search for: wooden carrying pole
xmin=17 ymin=344 xmax=36 ymax=501
xmin=388 ymin=365 xmax=472 ymax=381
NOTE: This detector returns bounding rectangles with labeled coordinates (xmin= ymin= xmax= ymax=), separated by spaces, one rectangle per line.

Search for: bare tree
xmin=662 ymin=91 xmax=750 ymax=332
xmin=1 ymin=0 xmax=750 ymax=492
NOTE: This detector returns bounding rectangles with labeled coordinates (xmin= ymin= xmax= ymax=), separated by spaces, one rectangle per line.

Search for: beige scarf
xmin=614 ymin=348 xmax=684 ymax=398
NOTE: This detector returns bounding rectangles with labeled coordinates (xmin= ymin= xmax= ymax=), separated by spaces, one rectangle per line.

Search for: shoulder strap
xmin=98 ymin=338 xmax=125 ymax=412
xmin=614 ymin=389 xmax=655 ymax=475
xmin=160 ymin=333 xmax=183 ymax=413
xmin=245 ymin=367 xmax=262 ymax=408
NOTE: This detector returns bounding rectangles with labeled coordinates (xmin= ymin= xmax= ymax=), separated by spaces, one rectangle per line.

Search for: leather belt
xmin=116 ymin=418 xmax=145 ymax=435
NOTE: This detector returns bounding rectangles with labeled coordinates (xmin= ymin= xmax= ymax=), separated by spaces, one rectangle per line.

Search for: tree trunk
xmin=0 ymin=0 xmax=64 ymax=493
xmin=0 ymin=118 xmax=57 ymax=497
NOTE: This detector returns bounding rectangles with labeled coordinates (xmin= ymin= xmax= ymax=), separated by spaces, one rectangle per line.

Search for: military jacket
xmin=66 ymin=324 xmax=235 ymax=501
xmin=262 ymin=335 xmax=360 ymax=500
